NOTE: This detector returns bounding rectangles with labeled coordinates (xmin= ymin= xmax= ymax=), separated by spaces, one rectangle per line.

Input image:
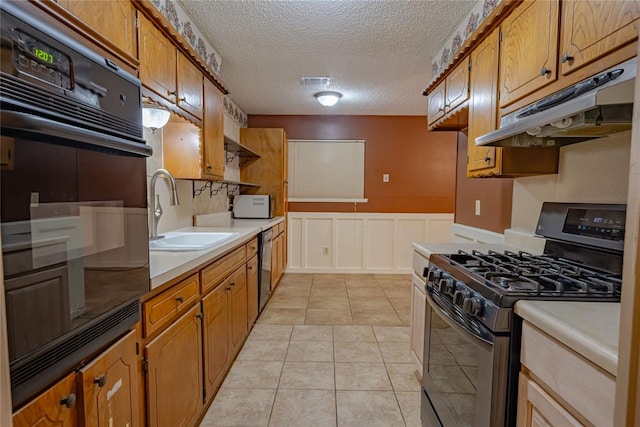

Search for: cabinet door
xmin=229 ymin=266 xmax=248 ymax=353
xmin=278 ymin=231 xmax=286 ymax=279
xmin=270 ymin=234 xmax=280 ymax=291
xmin=13 ymin=372 xmax=79 ymax=427
xmin=468 ymin=29 xmax=500 ymax=176
xmin=145 ymin=305 xmax=203 ymax=427
xmin=499 ymin=0 xmax=559 ymax=107
xmin=79 ymin=330 xmax=140 ymax=427
xmin=445 ymin=58 xmax=470 ymax=112
xmin=246 ymin=256 xmax=259 ymax=327
xmin=516 ymin=373 xmax=582 ymax=427
xmin=560 ymin=1 xmax=639 ymax=76
xmin=203 ymin=79 xmax=225 ymax=179
xmin=427 ymin=82 xmax=446 ymax=124
xmin=139 ymin=15 xmax=177 ymax=102
xmin=410 ymin=282 xmax=426 ymax=370
xmin=62 ymin=0 xmax=136 ymax=58
xmin=202 ymin=284 xmax=230 ymax=402
xmin=177 ymin=53 xmax=204 ymax=119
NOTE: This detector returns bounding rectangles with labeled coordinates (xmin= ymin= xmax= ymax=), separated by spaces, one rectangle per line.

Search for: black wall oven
xmin=1 ymin=2 xmax=152 ymax=408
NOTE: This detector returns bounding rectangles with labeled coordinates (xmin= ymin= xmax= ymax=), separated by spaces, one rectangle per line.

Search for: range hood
xmin=475 ymin=57 xmax=636 ymax=148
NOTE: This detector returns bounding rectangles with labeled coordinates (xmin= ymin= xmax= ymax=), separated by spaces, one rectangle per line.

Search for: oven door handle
xmin=0 ymin=109 xmax=152 ymax=157
xmin=425 ymin=290 xmax=494 ymax=351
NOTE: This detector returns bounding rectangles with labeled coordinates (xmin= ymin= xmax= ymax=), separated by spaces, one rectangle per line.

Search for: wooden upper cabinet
xmin=499 ymin=0 xmax=559 ymax=107
xmin=145 ymin=305 xmax=203 ymax=427
xmin=203 ymin=78 xmax=225 ymax=179
xmin=13 ymin=372 xmax=79 ymax=427
xmin=560 ymin=0 xmax=640 ymax=76
xmin=468 ymin=30 xmax=500 ymax=176
xmin=177 ymin=52 xmax=203 ymax=119
xmin=79 ymin=330 xmax=140 ymax=427
xmin=139 ymin=14 xmax=177 ymax=103
xmin=60 ymin=0 xmax=137 ymax=58
xmin=427 ymin=82 xmax=446 ymax=125
xmin=445 ymin=59 xmax=470 ymax=112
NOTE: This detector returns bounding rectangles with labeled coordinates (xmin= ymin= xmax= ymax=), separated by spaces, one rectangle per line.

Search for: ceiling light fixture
xmin=314 ymin=91 xmax=342 ymax=107
xmin=142 ymin=101 xmax=170 ymax=132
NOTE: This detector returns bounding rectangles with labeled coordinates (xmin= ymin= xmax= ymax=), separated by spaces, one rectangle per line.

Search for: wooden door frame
xmin=614 ymin=17 xmax=640 ymax=427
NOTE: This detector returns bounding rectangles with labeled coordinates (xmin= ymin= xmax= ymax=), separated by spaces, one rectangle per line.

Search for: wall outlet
xmin=475 ymin=200 xmax=481 ymax=216
xmin=383 ymin=173 xmax=390 ymax=183
xmin=322 ymin=247 xmax=329 ymax=255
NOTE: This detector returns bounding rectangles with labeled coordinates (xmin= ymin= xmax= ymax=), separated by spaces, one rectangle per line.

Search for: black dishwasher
xmin=258 ymin=228 xmax=273 ymax=312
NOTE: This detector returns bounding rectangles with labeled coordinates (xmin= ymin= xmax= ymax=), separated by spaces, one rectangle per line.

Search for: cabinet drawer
xmin=13 ymin=372 xmax=79 ymax=427
xmin=143 ymin=274 xmax=199 ymax=337
xmin=201 ymin=246 xmax=246 ymax=294
xmin=521 ymin=322 xmax=615 ymax=426
xmin=246 ymin=237 xmax=259 ymax=259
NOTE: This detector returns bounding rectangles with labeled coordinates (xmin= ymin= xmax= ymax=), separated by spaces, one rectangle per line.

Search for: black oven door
xmin=421 ymin=288 xmax=510 ymax=427
xmin=1 ymin=123 xmax=150 ymax=407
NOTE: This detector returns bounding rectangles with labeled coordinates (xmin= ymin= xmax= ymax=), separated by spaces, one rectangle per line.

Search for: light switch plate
xmin=475 ymin=200 xmax=481 ymax=216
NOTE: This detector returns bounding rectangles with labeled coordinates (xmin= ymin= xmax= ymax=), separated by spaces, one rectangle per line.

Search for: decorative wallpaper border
xmin=150 ymin=0 xmax=223 ymax=77
xmin=430 ymin=0 xmax=501 ymax=82
xmin=223 ymin=96 xmax=248 ymax=128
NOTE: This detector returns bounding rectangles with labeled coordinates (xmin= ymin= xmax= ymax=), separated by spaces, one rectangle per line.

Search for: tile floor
xmin=199 ymin=273 xmax=422 ymax=427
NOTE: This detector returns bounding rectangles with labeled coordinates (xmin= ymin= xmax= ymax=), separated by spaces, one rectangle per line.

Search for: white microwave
xmin=233 ymin=195 xmax=273 ymax=219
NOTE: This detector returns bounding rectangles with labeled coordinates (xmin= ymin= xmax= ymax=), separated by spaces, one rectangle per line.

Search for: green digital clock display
xmin=33 ymin=47 xmax=54 ymax=64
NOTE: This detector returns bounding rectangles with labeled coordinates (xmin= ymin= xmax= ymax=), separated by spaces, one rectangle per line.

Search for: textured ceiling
xmin=179 ymin=0 xmax=477 ymax=115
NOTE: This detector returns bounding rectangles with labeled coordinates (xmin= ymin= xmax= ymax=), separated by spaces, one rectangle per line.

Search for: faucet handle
xmin=155 ymin=194 xmax=163 ymax=217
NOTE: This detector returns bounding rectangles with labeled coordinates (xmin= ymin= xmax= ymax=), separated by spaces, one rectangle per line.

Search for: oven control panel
xmin=11 ymin=29 xmax=72 ymax=90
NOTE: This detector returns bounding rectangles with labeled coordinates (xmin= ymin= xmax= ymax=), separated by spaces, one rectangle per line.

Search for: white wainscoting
xmin=287 ymin=213 xmax=454 ymax=273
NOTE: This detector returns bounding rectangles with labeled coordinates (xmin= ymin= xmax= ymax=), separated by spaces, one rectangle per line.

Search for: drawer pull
xmin=60 ymin=393 xmax=76 ymax=408
xmin=94 ymin=375 xmax=107 ymax=388
xmin=540 ymin=66 xmax=551 ymax=76
xmin=176 ymin=296 xmax=184 ymax=303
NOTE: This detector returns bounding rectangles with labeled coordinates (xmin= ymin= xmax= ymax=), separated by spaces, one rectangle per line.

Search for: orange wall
xmin=454 ymin=133 xmax=513 ymax=233
xmin=248 ymin=115 xmax=458 ymax=213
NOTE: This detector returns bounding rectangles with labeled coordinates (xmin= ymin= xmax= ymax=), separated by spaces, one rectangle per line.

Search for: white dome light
xmin=142 ymin=104 xmax=171 ymax=131
xmin=314 ymin=91 xmax=342 ymax=107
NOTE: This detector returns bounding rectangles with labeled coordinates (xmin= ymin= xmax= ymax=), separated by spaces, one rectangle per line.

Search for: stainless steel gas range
xmin=420 ymin=202 xmax=625 ymax=427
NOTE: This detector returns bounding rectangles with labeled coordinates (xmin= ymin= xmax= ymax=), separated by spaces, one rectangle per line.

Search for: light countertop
xmin=515 ymin=301 xmax=620 ymax=376
xmin=149 ymin=217 xmax=284 ymax=289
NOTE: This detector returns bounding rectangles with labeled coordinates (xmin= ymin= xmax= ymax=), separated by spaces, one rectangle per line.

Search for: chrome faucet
xmin=149 ymin=168 xmax=179 ymax=240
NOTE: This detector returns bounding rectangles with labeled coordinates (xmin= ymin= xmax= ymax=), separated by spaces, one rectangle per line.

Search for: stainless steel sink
xmin=149 ymin=232 xmax=239 ymax=251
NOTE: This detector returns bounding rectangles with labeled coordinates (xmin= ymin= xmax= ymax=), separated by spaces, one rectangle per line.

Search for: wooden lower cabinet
xmin=202 ymin=283 xmax=231 ymax=402
xmin=517 ymin=372 xmax=582 ymax=427
xmin=145 ymin=305 xmax=203 ymax=427
xmin=229 ymin=266 xmax=248 ymax=354
xmin=13 ymin=372 xmax=79 ymax=427
xmin=79 ymin=330 xmax=140 ymax=427
xmin=246 ymin=255 xmax=259 ymax=327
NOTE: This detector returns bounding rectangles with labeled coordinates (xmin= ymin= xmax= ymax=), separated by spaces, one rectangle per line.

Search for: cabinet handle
xmin=196 ymin=312 xmax=204 ymax=319
xmin=176 ymin=296 xmax=184 ymax=303
xmin=484 ymin=157 xmax=491 ymax=163
xmin=206 ymin=164 xmax=212 ymax=170
xmin=247 ymin=266 xmax=253 ymax=271
xmin=60 ymin=393 xmax=76 ymax=408
xmin=94 ymin=375 xmax=107 ymax=388
xmin=230 ymin=282 xmax=235 ymax=288
xmin=540 ymin=66 xmax=551 ymax=76
xmin=167 ymin=90 xmax=177 ymax=96
xmin=179 ymin=97 xmax=186 ymax=102
xmin=226 ymin=287 xmax=232 ymax=292
xmin=561 ymin=53 xmax=573 ymax=64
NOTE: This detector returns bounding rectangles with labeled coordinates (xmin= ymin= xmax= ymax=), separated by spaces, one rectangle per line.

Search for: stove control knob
xmin=462 ymin=296 xmax=483 ymax=316
xmin=438 ymin=278 xmax=452 ymax=293
xmin=453 ymin=289 xmax=470 ymax=306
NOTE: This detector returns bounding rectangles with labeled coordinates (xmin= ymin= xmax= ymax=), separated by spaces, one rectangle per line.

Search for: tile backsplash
xmin=511 ymin=131 xmax=631 ymax=234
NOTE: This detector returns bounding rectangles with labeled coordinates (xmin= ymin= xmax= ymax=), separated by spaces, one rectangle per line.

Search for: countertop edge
xmin=515 ymin=301 xmax=619 ymax=377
